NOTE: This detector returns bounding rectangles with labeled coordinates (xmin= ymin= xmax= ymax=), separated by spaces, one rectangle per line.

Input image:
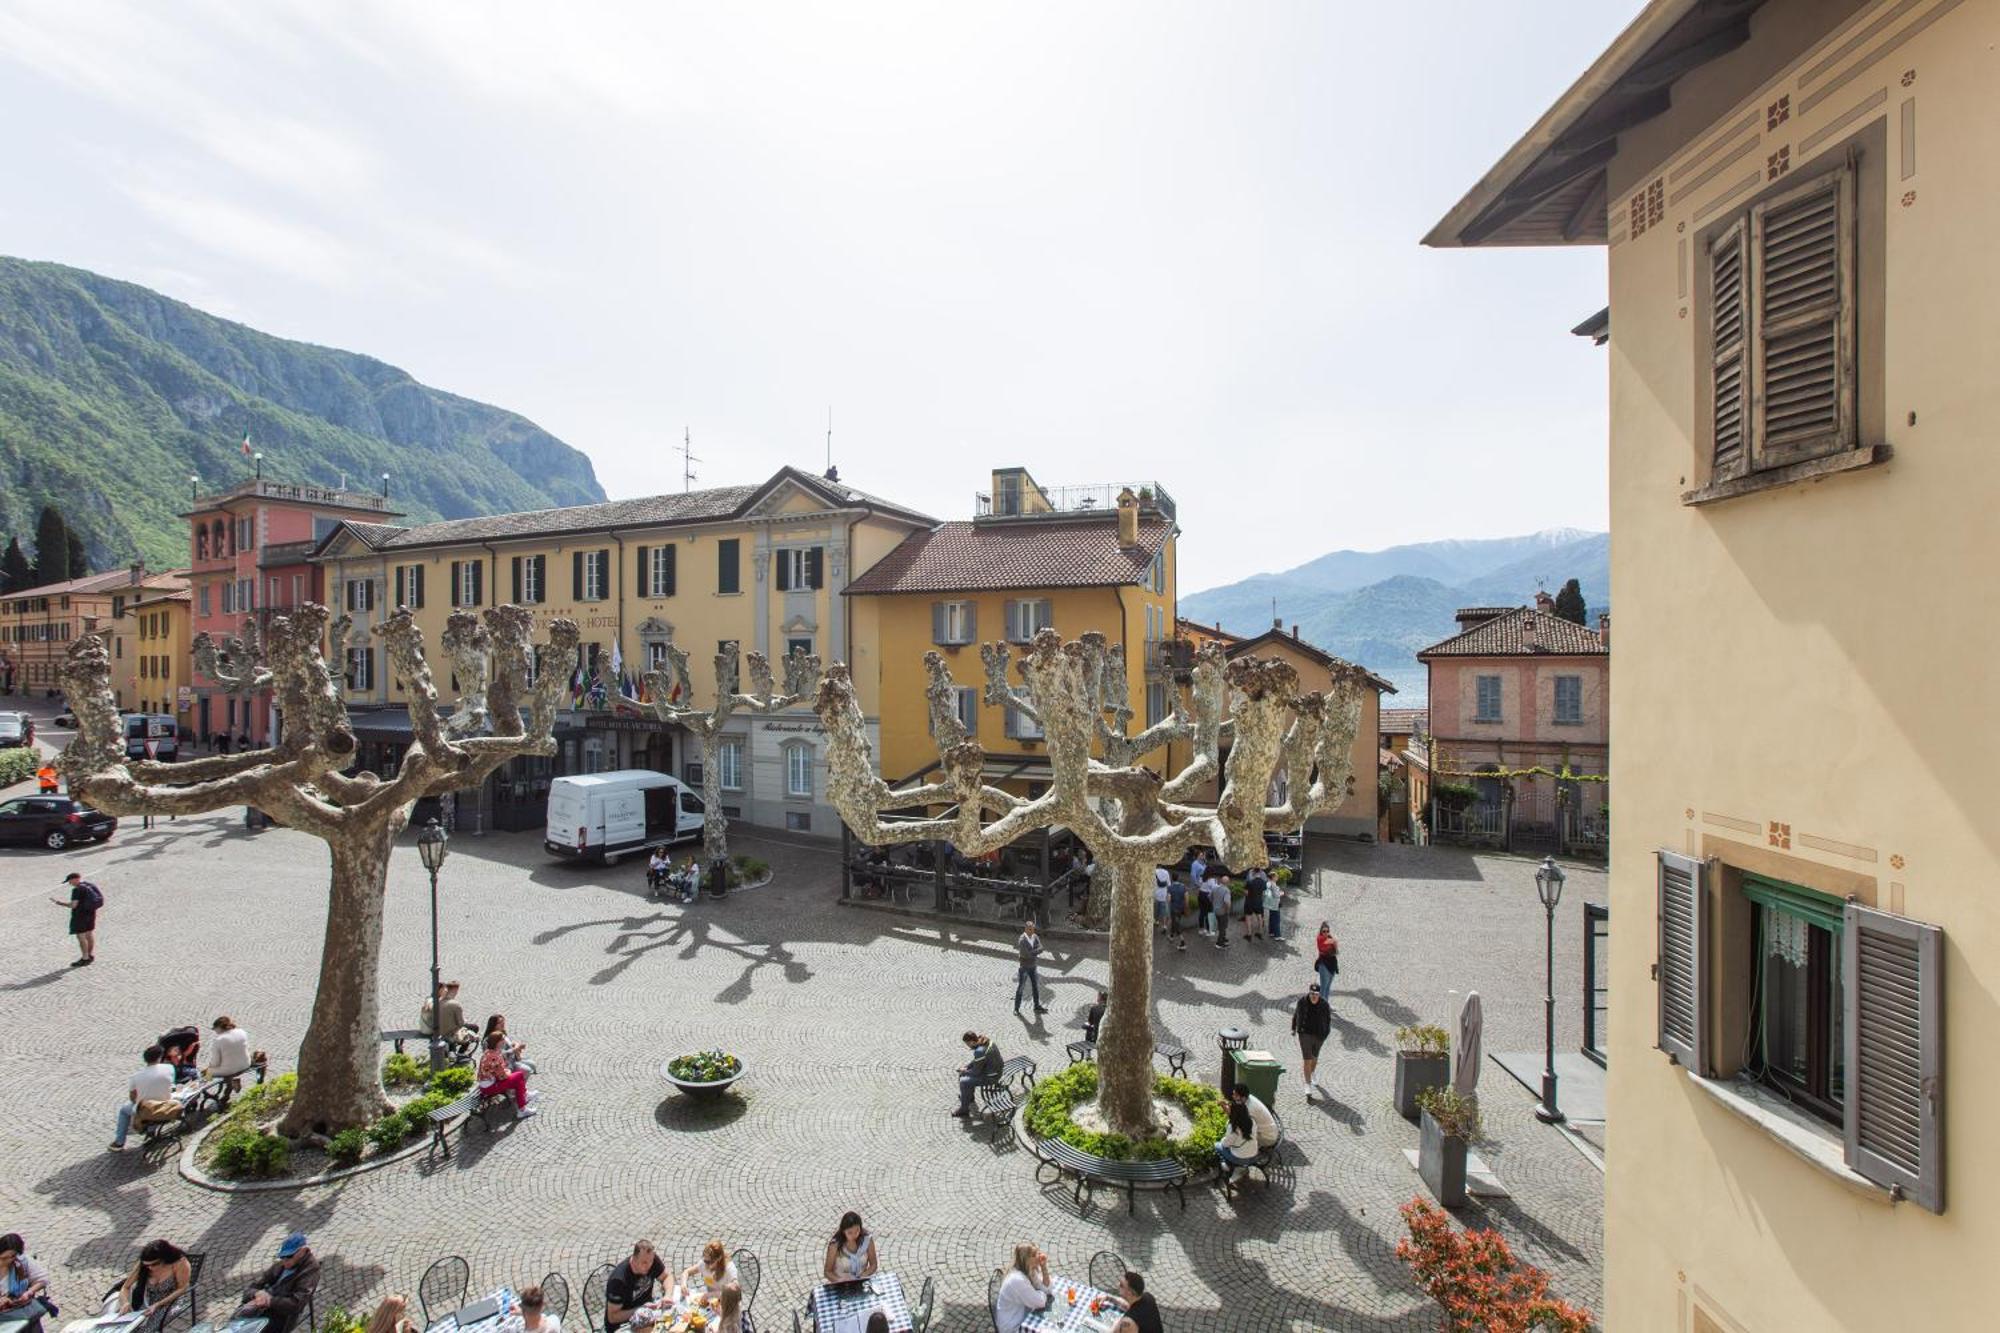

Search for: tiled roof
xmin=1380 ymin=707 xmax=1428 ymax=736
xmin=1418 ymin=606 xmax=1608 ymax=658
xmin=1224 ymin=627 xmax=1398 ymax=694
xmin=1 ymin=568 xmax=189 ymax=601
xmin=844 ymin=516 xmax=1172 ymax=595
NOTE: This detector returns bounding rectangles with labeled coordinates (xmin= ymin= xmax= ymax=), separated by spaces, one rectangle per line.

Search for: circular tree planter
xmin=660 ymin=1051 xmax=745 ymax=1100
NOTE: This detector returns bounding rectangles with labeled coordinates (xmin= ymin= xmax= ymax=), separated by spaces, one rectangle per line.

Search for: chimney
xmin=1535 ymin=589 xmax=1555 ymax=614
xmin=1291 ymin=623 xmax=1300 ymax=639
xmin=1522 ymin=612 xmax=1540 ymax=650
xmin=1597 ymin=612 xmax=1610 ymax=646
xmin=128 ymin=560 xmax=146 ymax=586
xmin=1116 ymin=487 xmax=1140 ymax=549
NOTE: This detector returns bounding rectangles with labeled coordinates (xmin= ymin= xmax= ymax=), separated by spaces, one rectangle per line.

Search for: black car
xmin=0 ymin=796 xmax=118 ymax=850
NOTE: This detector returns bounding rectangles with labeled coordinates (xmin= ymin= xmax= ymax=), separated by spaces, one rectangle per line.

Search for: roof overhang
xmin=1424 ymin=0 xmax=1766 ymax=248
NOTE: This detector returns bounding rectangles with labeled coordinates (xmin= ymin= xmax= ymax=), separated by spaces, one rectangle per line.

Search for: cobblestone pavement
xmin=0 ymin=810 xmax=1605 ymax=1331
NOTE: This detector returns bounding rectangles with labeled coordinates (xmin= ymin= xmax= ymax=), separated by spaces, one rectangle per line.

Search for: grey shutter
xmin=449 ymin=561 xmax=462 ymax=608
xmin=636 ymin=545 xmax=650 ymax=596
xmin=776 ymin=550 xmax=792 ymax=592
xmin=511 ymin=557 xmax=522 ymax=603
xmin=1037 ymin=598 xmax=1053 ymax=633
xmin=1004 ymin=599 xmax=1022 ymax=643
xmin=1656 ymin=849 xmax=1706 ymax=1071
xmin=932 ymin=602 xmax=948 ymax=645
xmin=471 ymin=560 xmax=484 ymax=606
xmin=807 ymin=546 xmax=824 ymax=589
xmin=394 ymin=566 xmax=406 ymax=608
xmin=412 ymin=564 xmax=424 ymax=608
xmin=1004 ymin=704 xmax=1021 ymax=739
xmin=961 ymin=602 xmax=977 ymax=645
xmin=959 ymin=689 xmax=978 ymax=736
xmin=1710 ymin=219 xmax=1749 ymax=478
xmin=663 ymin=545 xmax=676 ymax=596
xmin=573 ymin=551 xmax=585 ymax=600
xmin=1844 ymin=903 xmax=1944 ymax=1212
xmin=1751 ymin=167 xmax=1854 ymax=463
xmin=718 ymin=539 xmax=739 ymax=594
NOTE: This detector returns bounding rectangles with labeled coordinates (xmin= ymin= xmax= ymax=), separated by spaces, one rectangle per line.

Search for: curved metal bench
xmin=1034 ymin=1138 xmax=1190 ymax=1214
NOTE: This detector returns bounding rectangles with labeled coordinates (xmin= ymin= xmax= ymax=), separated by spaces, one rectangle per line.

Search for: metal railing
xmin=1583 ymin=902 xmax=1610 ymax=1067
xmin=974 ymin=481 xmax=1177 ymax=521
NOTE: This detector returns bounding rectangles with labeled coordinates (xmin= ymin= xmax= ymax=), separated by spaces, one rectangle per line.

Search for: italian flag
xmin=240 ymin=433 xmax=253 ymax=456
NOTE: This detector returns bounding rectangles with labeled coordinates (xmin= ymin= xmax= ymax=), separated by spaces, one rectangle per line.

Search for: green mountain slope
xmin=0 ymin=257 xmax=604 ymax=569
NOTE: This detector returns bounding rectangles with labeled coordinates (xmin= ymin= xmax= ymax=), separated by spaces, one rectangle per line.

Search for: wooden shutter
xmin=776 ymin=550 xmax=792 ymax=591
xmin=1844 ymin=903 xmax=1944 ymax=1212
xmin=1656 ymin=849 xmax=1706 ymax=1071
xmin=411 ymin=564 xmax=424 ymax=609
xmin=1709 ymin=218 xmax=1749 ymax=478
xmin=1004 ymin=599 xmax=1022 ymax=643
xmin=471 ymin=560 xmax=484 ymax=606
xmin=635 ymin=546 xmax=650 ymax=596
xmin=394 ymin=566 xmax=406 ymax=608
xmin=807 ymin=546 xmax=824 ymax=589
xmin=718 ymin=539 xmax=739 ymax=594
xmin=663 ymin=544 xmax=676 ymax=596
xmin=573 ymin=551 xmax=585 ymax=600
xmin=511 ymin=557 xmax=522 ymax=603
xmin=932 ymin=602 xmax=948 ymax=645
xmin=449 ymin=561 xmax=462 ymax=608
xmin=1750 ymin=167 xmax=1854 ymax=466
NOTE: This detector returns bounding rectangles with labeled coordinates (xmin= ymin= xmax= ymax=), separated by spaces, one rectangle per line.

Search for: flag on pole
xmin=240 ymin=433 xmax=253 ymax=457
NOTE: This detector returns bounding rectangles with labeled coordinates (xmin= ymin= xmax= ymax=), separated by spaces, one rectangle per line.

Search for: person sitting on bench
xmin=110 ymin=1047 xmax=179 ymax=1152
xmin=233 ymin=1233 xmax=320 ymax=1333
xmin=476 ymin=1030 xmax=538 ymax=1118
xmin=419 ymin=982 xmax=477 ymax=1052
xmin=203 ymin=1015 xmax=256 ymax=1086
xmin=667 ymin=856 xmax=701 ymax=904
xmin=646 ymin=849 xmax=670 ymax=894
xmin=0 ymin=1232 xmax=54 ymax=1333
xmin=156 ymin=1027 xmax=201 ymax=1083
xmin=951 ymin=1031 xmax=1002 ymax=1118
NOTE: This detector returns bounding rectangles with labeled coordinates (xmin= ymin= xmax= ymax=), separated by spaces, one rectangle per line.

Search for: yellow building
xmin=1430 ymin=1 xmax=1987 ymax=1328
xmin=311 ymin=466 xmax=933 ymax=833
xmin=106 ymin=585 xmax=193 ymax=720
xmin=1 ymin=564 xmax=186 ymax=697
xmin=846 ymin=469 xmax=1177 ymax=791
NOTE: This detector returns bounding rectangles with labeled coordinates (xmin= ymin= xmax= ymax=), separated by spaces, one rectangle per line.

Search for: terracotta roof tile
xmin=1418 ymin=606 xmax=1607 ymax=658
xmin=845 ymin=517 xmax=1171 ymax=595
xmin=1380 ymin=707 xmax=1428 ymax=735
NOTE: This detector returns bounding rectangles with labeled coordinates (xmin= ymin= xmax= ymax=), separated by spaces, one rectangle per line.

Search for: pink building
xmin=185 ymin=478 xmax=402 ymax=745
xmin=1416 ymin=594 xmax=1609 ymax=855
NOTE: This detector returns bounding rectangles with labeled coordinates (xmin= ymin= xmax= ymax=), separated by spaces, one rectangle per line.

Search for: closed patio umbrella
xmin=1453 ymin=991 xmax=1483 ymax=1098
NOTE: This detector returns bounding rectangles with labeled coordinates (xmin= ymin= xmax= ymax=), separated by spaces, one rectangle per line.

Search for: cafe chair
xmin=730 ymin=1249 xmax=760 ymax=1315
xmin=419 ymin=1256 xmax=471 ymax=1326
xmin=987 ymin=1269 xmax=1004 ymax=1333
xmin=1088 ymin=1251 xmax=1127 ymax=1301
xmin=538 ymin=1272 xmax=571 ymax=1323
xmin=580 ymin=1264 xmax=613 ymax=1333
xmin=910 ymin=1276 xmax=936 ymax=1333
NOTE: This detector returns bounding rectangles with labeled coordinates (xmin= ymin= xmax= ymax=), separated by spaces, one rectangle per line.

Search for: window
xmin=1005 ymin=704 xmax=1044 ymax=740
xmin=717 ymin=538 xmax=741 ymax=595
xmin=1474 ymin=675 xmax=1502 ymax=722
xmin=1554 ymin=675 xmax=1581 ymax=724
xmin=347 ymin=647 xmax=374 ymax=691
xmin=785 ymin=811 xmax=812 ymax=832
xmin=685 ymin=756 xmax=704 ymax=786
xmin=637 ymin=544 xmax=676 ymax=598
xmin=775 ymin=546 xmax=824 ymax=591
xmin=112 ymin=595 xmax=127 ymax=620
xmin=717 ymin=738 xmax=742 ymax=791
xmin=346 ymin=578 xmax=374 ymax=614
xmin=1146 ymin=548 xmax=1167 ymax=594
xmin=511 ymin=554 xmax=545 ymax=604
xmin=312 ymin=516 xmax=339 ymax=544
xmin=114 ymin=638 xmax=123 ymax=659
xmin=221 ymin=582 xmax=234 ymax=615
xmin=785 ymin=743 xmax=813 ymax=798
xmin=1004 ymin=598 xmax=1054 ymax=643
xmin=645 ymin=640 xmax=670 ymax=671
xmin=932 ymin=686 xmax=979 ymax=737
xmin=573 ymin=549 xmax=609 ymax=601
xmin=238 ymin=578 xmax=254 ymax=610
xmin=292 ymin=574 xmax=304 ymax=607
xmin=198 ymin=585 xmax=211 ymax=617
xmin=454 ymin=559 xmax=486 ymax=608
xmin=786 ymin=636 xmax=813 ymax=660
xmin=932 ymin=600 xmax=976 ymax=646
xmin=1702 ymin=163 xmax=1857 ymax=489
xmin=1146 ymin=681 xmax=1169 ymax=727
xmin=395 ymin=564 xmax=426 ymax=609
xmin=1746 ymin=876 xmax=1845 ymax=1122
xmin=237 ymin=517 xmax=255 ymax=551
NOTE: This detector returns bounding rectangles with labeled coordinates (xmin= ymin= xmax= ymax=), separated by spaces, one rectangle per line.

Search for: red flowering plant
xmin=1395 ymin=1198 xmax=1595 ymax=1332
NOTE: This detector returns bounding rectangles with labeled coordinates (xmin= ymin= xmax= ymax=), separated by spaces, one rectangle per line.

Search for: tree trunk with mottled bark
xmin=1097 ymin=855 xmax=1162 ymax=1131
xmin=281 ymin=833 xmax=398 ymax=1134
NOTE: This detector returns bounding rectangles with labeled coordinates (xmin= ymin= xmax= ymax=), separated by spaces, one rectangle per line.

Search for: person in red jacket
xmin=1315 ymin=921 xmax=1340 ymax=1002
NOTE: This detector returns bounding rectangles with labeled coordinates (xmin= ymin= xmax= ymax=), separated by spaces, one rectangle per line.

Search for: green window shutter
xmin=1742 ymin=874 xmax=1846 ymax=935
xmin=636 ymin=545 xmax=650 ymax=595
xmin=664 ymin=544 xmax=676 ymax=596
xmin=471 ymin=560 xmax=483 ymax=606
xmin=412 ymin=564 xmax=424 ymax=609
xmin=449 ymin=561 xmax=461 ymax=608
xmin=511 ymin=557 xmax=522 ymax=603
xmin=573 ymin=551 xmax=585 ymax=601
xmin=807 ymin=546 xmax=824 ymax=589
xmin=1656 ymin=849 xmax=1707 ymax=1071
xmin=533 ymin=555 xmax=545 ymax=601
xmin=718 ymin=539 xmax=740 ymax=594
xmin=393 ymin=566 xmax=405 ymax=608
xmin=1844 ymin=903 xmax=1944 ymax=1213
xmin=776 ymin=550 xmax=791 ymax=592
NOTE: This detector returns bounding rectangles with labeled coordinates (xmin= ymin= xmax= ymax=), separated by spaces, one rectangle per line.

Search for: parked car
xmin=120 ymin=713 xmax=179 ymax=761
xmin=52 ymin=710 xmax=77 ymax=729
xmin=0 ymin=795 xmax=118 ymax=850
xmin=0 ymin=711 xmax=33 ymax=748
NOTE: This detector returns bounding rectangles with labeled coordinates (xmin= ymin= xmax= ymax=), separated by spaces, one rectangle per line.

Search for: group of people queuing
xmin=420 ymin=983 xmax=541 ymax=1118
xmin=1150 ymin=849 xmax=1280 ymax=954
xmin=108 ymin=1016 xmax=263 ymax=1151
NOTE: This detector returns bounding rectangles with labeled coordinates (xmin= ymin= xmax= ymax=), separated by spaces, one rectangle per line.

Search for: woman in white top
xmin=823 ymin=1212 xmax=878 ymax=1282
xmin=205 ymin=1016 xmax=253 ymax=1079
xmin=992 ymin=1244 xmax=1051 ymax=1333
xmin=684 ymin=1241 xmax=739 ymax=1296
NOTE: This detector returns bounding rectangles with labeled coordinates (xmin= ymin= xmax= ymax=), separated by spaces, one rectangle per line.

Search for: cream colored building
xmin=1430 ymin=1 xmax=1987 ymax=1328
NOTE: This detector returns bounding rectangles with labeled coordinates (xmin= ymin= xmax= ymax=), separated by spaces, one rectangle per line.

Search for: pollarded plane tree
xmin=815 ymin=628 xmax=1367 ymax=1138
xmin=638 ymin=640 xmax=821 ymax=873
xmin=60 ymin=603 xmax=578 ymax=1135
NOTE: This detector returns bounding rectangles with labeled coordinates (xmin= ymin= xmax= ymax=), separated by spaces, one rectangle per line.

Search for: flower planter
xmin=659 ymin=1056 xmax=744 ymax=1101
xmin=1394 ymin=1051 xmax=1449 ymax=1121
xmin=1418 ymin=1107 xmax=1469 ymax=1209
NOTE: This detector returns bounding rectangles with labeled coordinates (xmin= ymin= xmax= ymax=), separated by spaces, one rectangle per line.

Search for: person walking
xmin=1014 ymin=921 xmax=1048 ymax=1016
xmin=51 ymin=872 xmax=100 ymax=966
xmin=1241 ymin=868 xmax=1268 ymax=943
xmin=35 ymin=762 xmax=58 ymax=794
xmin=1208 ymin=873 xmax=1231 ymax=950
xmin=1291 ymin=982 xmax=1333 ymax=1101
xmin=1152 ymin=868 xmax=1169 ymax=934
xmin=1315 ymin=922 xmax=1340 ymax=1000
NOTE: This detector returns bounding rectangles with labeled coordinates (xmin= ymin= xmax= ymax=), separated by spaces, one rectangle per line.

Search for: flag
xmin=240 ymin=433 xmax=253 ymax=457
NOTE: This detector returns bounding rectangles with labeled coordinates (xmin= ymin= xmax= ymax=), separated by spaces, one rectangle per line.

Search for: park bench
xmin=426 ymin=1088 xmax=519 ymax=1157
xmin=1060 ymin=1041 xmax=1188 ymax=1078
xmin=965 ymin=1055 xmax=1036 ymax=1142
xmin=1034 ymin=1138 xmax=1190 ymax=1214
xmin=1222 ymin=1109 xmax=1288 ymax=1193
xmin=383 ymin=1028 xmax=475 ymax=1066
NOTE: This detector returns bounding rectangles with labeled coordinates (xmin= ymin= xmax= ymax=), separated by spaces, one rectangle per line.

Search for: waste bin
xmin=1231 ymin=1048 xmax=1285 ymax=1112
xmin=1217 ymin=1027 xmax=1249 ymax=1096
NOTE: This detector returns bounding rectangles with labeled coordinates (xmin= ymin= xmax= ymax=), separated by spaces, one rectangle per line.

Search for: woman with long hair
xmin=482 ymin=1014 xmax=533 ymax=1073
xmin=684 ymin=1241 xmax=738 ymax=1295
xmin=363 ymin=1295 xmax=418 ymax=1333
xmin=992 ymin=1243 xmax=1051 ymax=1333
xmin=823 ymin=1212 xmax=878 ymax=1282
xmin=106 ymin=1239 xmax=191 ymax=1331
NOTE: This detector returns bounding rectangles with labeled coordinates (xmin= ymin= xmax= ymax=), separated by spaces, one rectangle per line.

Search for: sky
xmin=0 ymin=1 xmax=1634 ymax=594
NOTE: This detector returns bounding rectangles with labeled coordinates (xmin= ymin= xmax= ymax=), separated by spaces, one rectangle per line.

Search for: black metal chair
xmin=162 ymin=1251 xmax=206 ymax=1333
xmin=987 ymin=1269 xmax=1004 ymax=1333
xmin=730 ymin=1248 xmax=760 ymax=1314
xmin=538 ymin=1272 xmax=571 ymax=1323
xmin=419 ymin=1256 xmax=471 ymax=1327
xmin=1088 ymin=1251 xmax=1127 ymax=1300
xmin=910 ymin=1275 xmax=936 ymax=1333
xmin=580 ymin=1263 xmax=613 ymax=1333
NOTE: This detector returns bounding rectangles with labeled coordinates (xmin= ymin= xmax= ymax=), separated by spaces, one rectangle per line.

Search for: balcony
xmin=1144 ymin=638 xmax=1194 ymax=677
xmin=186 ymin=478 xmax=402 ymax=517
xmin=974 ymin=480 xmax=1176 ymax=522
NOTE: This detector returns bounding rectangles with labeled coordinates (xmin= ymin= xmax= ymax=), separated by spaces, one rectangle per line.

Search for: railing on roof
xmin=195 ymin=479 xmax=396 ymax=512
xmin=973 ymin=481 xmax=1176 ymax=522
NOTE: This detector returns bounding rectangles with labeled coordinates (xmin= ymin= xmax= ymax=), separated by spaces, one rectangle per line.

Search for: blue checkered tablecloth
xmin=809 ymin=1273 xmax=909 ymax=1333
xmin=1020 ymin=1277 xmax=1119 ymax=1333
xmin=426 ymin=1288 xmax=523 ymax=1333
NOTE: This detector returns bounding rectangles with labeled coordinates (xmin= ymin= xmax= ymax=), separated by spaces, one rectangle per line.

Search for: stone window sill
xmin=1681 ymin=443 xmax=1890 ymax=506
xmin=1472 ymin=717 xmax=1503 ymax=726
xmin=1687 ymin=1073 xmax=1890 ymax=1201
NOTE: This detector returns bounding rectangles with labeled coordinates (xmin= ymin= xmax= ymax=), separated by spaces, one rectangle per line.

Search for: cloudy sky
xmin=0 ymin=2 xmax=1630 ymax=592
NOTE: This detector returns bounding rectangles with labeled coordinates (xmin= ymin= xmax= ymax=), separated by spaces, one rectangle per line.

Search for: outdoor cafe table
xmin=1021 ymin=1277 xmax=1122 ymax=1333
xmin=809 ymin=1273 xmax=910 ymax=1333
xmin=189 ymin=1320 xmax=270 ymax=1333
xmin=633 ymin=1282 xmax=729 ymax=1333
xmin=427 ymin=1288 xmax=522 ymax=1333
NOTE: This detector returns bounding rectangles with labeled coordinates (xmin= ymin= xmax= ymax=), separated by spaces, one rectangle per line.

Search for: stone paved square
xmin=0 ymin=813 xmax=1604 ymax=1331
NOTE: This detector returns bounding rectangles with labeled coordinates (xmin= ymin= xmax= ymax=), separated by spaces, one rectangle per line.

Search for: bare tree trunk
xmin=1098 ymin=856 xmax=1160 ymax=1137
xmin=280 ymin=831 xmax=397 ymax=1135
xmin=699 ymin=726 xmax=729 ymax=868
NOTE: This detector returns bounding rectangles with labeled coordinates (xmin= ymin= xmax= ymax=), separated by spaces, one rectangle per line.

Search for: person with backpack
xmin=51 ymin=872 xmax=100 ymax=966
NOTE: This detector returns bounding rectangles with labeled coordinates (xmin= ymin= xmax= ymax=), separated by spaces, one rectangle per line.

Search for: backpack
xmin=78 ymin=881 xmax=104 ymax=910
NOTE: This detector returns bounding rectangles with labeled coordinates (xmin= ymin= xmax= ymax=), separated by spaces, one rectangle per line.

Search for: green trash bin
xmin=1231 ymin=1048 xmax=1285 ymax=1112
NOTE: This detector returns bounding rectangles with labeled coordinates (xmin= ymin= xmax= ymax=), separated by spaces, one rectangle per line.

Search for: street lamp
xmin=417 ymin=818 xmax=451 ymax=1072
xmin=253 ymin=450 xmax=264 ymax=478
xmin=1534 ymin=855 xmax=1567 ymax=1124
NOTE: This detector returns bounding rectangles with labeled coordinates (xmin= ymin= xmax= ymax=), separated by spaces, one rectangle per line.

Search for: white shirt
xmin=1244 ymin=1093 xmax=1279 ymax=1147
xmin=130 ymin=1062 xmax=176 ymax=1103
xmin=209 ymin=1028 xmax=252 ymax=1077
xmin=522 ymin=1317 xmax=560 ymax=1333
xmin=993 ymin=1270 xmax=1050 ymax=1333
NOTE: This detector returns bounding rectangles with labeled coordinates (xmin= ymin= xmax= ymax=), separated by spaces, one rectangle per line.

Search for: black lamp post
xmin=253 ymin=451 xmax=264 ymax=479
xmin=417 ymin=817 xmax=451 ymax=1072
xmin=1534 ymin=854 xmax=1567 ymax=1124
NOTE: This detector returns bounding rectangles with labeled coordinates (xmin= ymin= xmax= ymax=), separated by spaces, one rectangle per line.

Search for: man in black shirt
xmin=1113 ymin=1270 xmax=1162 ymax=1333
xmin=1083 ymin=993 xmax=1106 ymax=1044
xmin=604 ymin=1240 xmax=668 ymax=1332
xmin=1291 ymin=982 xmax=1333 ymax=1102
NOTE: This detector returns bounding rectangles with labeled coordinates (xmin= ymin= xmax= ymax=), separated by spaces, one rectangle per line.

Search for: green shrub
xmin=668 ymin=1050 xmax=742 ymax=1082
xmin=366 ymin=1112 xmax=411 ymax=1151
xmin=1415 ymin=1086 xmax=1482 ymax=1141
xmin=0 ymin=749 xmax=38 ymax=789
xmin=403 ymin=1091 xmax=453 ymax=1121
xmin=211 ymin=1125 xmax=291 ymax=1178
xmin=426 ymin=1066 xmax=475 ymax=1097
xmin=732 ymin=855 xmax=769 ymax=881
xmin=381 ymin=1051 xmax=427 ymax=1087
xmin=325 ymin=1128 xmax=367 ymax=1166
xmin=1397 ymin=1024 xmax=1451 ymax=1056
xmin=320 ymin=1308 xmax=367 ymax=1333
xmin=1023 ymin=1062 xmax=1227 ymax=1171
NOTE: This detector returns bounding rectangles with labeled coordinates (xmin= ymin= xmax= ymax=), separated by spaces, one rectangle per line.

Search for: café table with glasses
xmin=809 ymin=1273 xmax=910 ymax=1333
xmin=426 ymin=1288 xmax=523 ymax=1333
xmin=627 ymin=1279 xmax=733 ymax=1333
xmin=188 ymin=1320 xmax=270 ymax=1333
xmin=1020 ymin=1276 xmax=1122 ymax=1333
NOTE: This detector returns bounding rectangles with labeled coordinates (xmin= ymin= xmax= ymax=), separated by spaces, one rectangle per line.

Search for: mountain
xmin=0 ymin=257 xmax=605 ymax=570
xmin=1182 ymin=530 xmax=1608 ymax=701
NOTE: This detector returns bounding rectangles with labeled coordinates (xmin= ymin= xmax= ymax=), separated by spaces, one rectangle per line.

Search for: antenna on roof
xmin=678 ymin=427 xmax=700 ymax=493
xmin=823 ymin=405 xmax=839 ymax=483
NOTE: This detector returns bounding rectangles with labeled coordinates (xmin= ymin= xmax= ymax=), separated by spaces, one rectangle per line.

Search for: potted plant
xmin=1414 ymin=1086 xmax=1480 ymax=1209
xmin=662 ymin=1049 xmax=744 ymax=1100
xmin=1394 ymin=1024 xmax=1451 ymax=1121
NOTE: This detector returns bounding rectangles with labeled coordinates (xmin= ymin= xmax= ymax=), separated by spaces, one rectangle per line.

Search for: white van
xmin=543 ymin=769 xmax=705 ymax=864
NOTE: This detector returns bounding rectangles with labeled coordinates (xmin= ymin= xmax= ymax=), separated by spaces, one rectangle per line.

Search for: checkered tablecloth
xmin=809 ymin=1273 xmax=909 ymax=1333
xmin=426 ymin=1287 xmax=523 ymax=1333
xmin=1020 ymin=1277 xmax=1119 ymax=1333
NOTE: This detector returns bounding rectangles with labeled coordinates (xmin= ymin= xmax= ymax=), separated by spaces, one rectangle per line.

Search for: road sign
xmin=143 ymin=739 xmax=157 ymax=761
